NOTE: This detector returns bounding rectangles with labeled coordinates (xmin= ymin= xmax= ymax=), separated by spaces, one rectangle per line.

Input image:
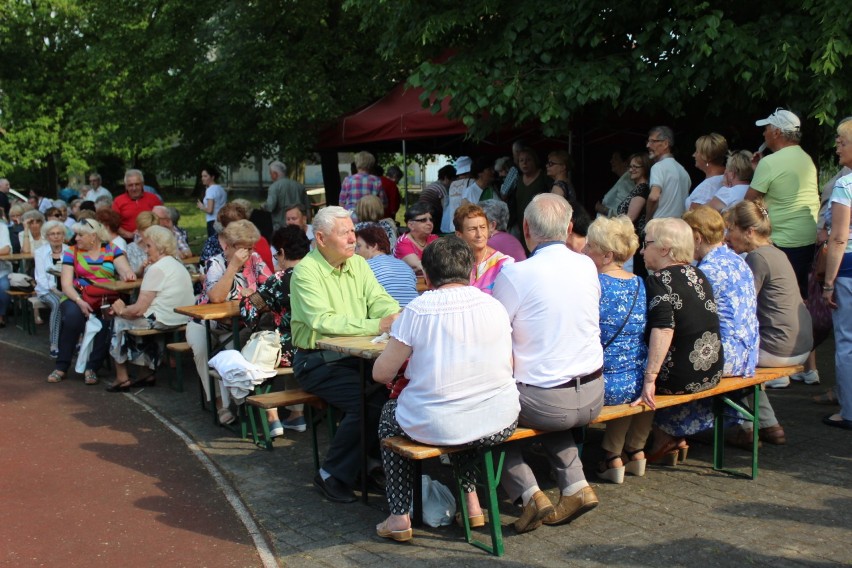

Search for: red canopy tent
xmin=315 ymin=84 xmax=467 ymax=151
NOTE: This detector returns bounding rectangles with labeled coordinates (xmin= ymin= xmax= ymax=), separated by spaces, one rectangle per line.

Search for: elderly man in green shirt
xmin=291 ymin=206 xmax=400 ymax=503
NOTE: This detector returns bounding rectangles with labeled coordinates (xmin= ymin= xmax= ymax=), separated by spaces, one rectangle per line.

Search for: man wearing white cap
xmin=745 ymin=108 xmax=819 ymax=298
xmin=440 ymin=156 xmax=473 ymax=233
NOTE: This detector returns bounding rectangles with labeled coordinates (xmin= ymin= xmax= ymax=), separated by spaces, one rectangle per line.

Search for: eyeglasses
xmin=411 ymin=217 xmax=432 ymax=223
xmin=545 ymin=161 xmax=564 ymax=167
xmin=647 ymin=138 xmax=665 ymax=144
xmin=643 ymin=240 xmax=655 ymax=248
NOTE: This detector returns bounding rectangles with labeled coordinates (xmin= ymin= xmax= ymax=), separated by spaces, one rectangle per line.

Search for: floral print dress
xmin=599 ymin=274 xmax=647 ymax=405
xmin=645 ymin=264 xmax=724 ymax=395
xmin=655 ymin=247 xmax=757 ymax=436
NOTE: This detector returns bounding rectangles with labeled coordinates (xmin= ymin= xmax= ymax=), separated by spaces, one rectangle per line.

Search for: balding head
xmin=0 ymin=179 xmax=9 ymax=193
xmin=152 ymin=205 xmax=172 ymax=228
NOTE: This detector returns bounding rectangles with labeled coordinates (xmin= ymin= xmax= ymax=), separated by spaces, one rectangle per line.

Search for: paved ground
xmin=1 ymin=318 xmax=850 ymax=567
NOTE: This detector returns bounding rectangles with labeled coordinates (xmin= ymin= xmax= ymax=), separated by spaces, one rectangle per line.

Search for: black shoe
xmin=823 ymin=414 xmax=852 ymax=430
xmin=314 ymin=474 xmax=356 ymax=503
xmin=105 ymin=381 xmax=131 ymax=393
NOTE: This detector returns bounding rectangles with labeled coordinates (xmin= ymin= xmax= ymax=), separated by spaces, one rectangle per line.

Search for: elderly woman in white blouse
xmin=34 ymin=220 xmax=70 ymax=356
xmin=372 ymin=236 xmax=520 ymax=542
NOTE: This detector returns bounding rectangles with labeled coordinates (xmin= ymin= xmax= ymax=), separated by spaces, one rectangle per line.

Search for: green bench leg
xmin=713 ymin=385 xmax=760 ymax=479
xmin=452 ymin=447 xmax=506 ymax=557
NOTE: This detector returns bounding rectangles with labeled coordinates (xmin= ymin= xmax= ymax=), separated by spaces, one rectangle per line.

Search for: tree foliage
xmin=0 ymin=0 xmax=398 ymax=184
xmin=348 ymin=0 xmax=852 ymax=144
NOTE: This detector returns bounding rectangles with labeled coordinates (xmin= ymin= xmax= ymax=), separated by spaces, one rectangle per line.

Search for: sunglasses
xmin=411 ymin=217 xmax=432 ymax=223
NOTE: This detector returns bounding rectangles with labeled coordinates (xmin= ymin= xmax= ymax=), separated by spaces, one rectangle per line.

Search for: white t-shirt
xmin=649 ymin=156 xmax=691 ymax=219
xmin=492 ymin=243 xmax=603 ymax=387
xmin=0 ymin=223 xmax=12 ymax=278
xmin=713 ymin=183 xmax=750 ymax=210
xmin=461 ymin=182 xmax=484 ymax=205
xmin=684 ymin=175 xmax=724 ymax=209
xmin=203 ymin=184 xmax=228 ymax=223
xmin=393 ymin=286 xmax=520 ymax=445
xmin=441 ymin=178 xmax=474 ymax=233
xmin=141 ymin=255 xmax=196 ymax=326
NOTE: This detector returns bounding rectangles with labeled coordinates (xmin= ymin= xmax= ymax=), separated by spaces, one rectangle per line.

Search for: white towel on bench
xmin=210 ymin=350 xmax=277 ymax=405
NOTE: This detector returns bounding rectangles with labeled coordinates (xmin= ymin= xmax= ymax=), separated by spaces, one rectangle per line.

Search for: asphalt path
xmin=0 ymin=345 xmax=268 ymax=567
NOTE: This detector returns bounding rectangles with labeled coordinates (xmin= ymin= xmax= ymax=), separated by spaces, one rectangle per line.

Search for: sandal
xmin=596 ymin=455 xmax=625 ymax=484
xmin=727 ymin=428 xmax=762 ymax=450
xmin=622 ymin=448 xmax=647 ymax=477
xmin=217 ymin=407 xmax=236 ymax=425
xmin=455 ymin=510 xmax=488 ymax=528
xmin=813 ymin=390 xmax=838 ymax=406
xmin=84 ymin=370 xmax=99 ymax=385
xmin=47 ymin=370 xmax=65 ymax=383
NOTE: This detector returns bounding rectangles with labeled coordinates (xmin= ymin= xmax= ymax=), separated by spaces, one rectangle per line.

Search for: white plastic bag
xmin=240 ymin=330 xmax=281 ymax=372
xmin=417 ymin=474 xmax=456 ymax=527
xmin=75 ymin=314 xmax=103 ymax=373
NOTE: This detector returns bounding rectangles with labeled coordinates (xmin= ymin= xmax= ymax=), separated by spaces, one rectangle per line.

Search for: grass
xmin=170 ymin=198 xmax=266 ymax=249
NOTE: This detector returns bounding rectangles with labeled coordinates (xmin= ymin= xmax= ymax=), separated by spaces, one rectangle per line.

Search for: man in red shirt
xmin=112 ymin=169 xmax=162 ymax=240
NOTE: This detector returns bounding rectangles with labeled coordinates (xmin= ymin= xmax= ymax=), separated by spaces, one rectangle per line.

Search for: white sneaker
xmin=790 ymin=370 xmax=820 ymax=385
xmin=765 ymin=376 xmax=791 ymax=389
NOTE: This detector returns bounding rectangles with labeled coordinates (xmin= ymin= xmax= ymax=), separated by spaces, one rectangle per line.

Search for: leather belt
xmin=552 ymin=367 xmax=603 ymax=389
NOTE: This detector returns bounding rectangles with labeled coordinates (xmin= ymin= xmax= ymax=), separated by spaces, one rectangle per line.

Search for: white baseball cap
xmin=454 ymin=156 xmax=472 ymax=175
xmin=755 ymin=108 xmax=801 ymax=133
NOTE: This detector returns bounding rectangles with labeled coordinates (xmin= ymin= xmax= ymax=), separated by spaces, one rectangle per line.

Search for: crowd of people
xmin=0 ymin=106 xmax=849 ymax=544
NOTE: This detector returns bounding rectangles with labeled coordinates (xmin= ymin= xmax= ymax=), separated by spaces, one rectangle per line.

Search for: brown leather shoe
xmin=513 ymin=490 xmax=554 ymax=534
xmin=758 ymin=424 xmax=787 ymax=445
xmin=726 ymin=428 xmax=762 ymax=450
xmin=542 ymin=486 xmax=599 ymax=526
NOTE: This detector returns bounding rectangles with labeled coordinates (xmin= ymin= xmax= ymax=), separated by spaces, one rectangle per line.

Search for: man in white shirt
xmin=645 ymin=126 xmax=691 ymax=220
xmin=595 ymin=150 xmax=634 ymax=217
xmin=492 ymin=193 xmax=604 ymax=534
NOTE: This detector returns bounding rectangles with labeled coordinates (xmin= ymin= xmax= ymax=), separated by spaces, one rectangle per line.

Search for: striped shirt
xmin=368 ymin=254 xmax=418 ymax=307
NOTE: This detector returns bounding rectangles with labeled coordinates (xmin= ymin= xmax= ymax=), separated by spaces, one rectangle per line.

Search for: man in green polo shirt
xmin=746 ymin=108 xmax=820 ymax=298
xmin=291 ymin=206 xmax=400 ymax=503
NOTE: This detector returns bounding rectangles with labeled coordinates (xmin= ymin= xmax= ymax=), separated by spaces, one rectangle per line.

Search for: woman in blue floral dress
xmin=654 ymin=207 xmax=759 ymax=442
xmin=584 ymin=216 xmax=651 ymax=483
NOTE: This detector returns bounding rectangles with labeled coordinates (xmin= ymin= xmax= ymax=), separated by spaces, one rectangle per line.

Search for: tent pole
xmin=402 ymin=140 xmax=409 ymax=212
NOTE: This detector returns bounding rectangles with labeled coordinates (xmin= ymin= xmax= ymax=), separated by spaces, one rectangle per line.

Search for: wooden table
xmin=182 ymin=255 xmax=200 ymax=265
xmin=97 ymin=272 xmax=201 ymax=292
xmin=0 ymin=253 xmax=34 ymax=262
xmin=316 ymin=335 xmax=388 ymax=503
xmin=175 ymin=300 xmax=242 ymax=423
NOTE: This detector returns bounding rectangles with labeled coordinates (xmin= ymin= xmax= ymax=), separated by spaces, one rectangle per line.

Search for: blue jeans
xmin=833 ymin=278 xmax=852 ymax=421
xmin=0 ymin=274 xmax=9 ymax=316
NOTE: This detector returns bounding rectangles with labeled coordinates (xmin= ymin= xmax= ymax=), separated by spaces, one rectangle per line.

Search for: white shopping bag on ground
xmin=416 ymin=474 xmax=456 ymax=527
xmin=75 ymin=314 xmax=103 ymax=373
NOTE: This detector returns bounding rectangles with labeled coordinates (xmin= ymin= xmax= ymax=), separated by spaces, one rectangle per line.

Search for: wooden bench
xmin=166 ymin=341 xmax=192 ymax=392
xmin=382 ymin=365 xmax=802 ymax=556
xmin=246 ymin=388 xmax=336 ymax=466
xmin=124 ymin=325 xmax=187 ymax=386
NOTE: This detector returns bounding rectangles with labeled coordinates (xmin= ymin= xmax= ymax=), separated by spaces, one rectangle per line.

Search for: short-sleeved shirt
xmin=62 ymin=242 xmax=125 ymax=291
xmin=649 ymin=156 xmax=691 ymax=219
xmin=339 ymin=173 xmax=386 ymax=221
xmin=684 ymin=175 xmax=724 ymax=209
xmin=0 ymin=223 xmax=12 ymax=278
xmin=746 ymin=245 xmax=813 ymax=357
xmin=829 ymin=172 xmax=852 ymax=257
xmin=393 ymin=232 xmax=438 ymax=262
xmin=141 ymin=255 xmax=195 ymax=326
xmin=749 ymin=145 xmax=819 ymax=247
xmin=112 ymin=192 xmax=163 ymax=233
xmin=198 ymin=252 xmax=271 ymax=306
xmin=266 ymin=178 xmax=308 ymax=229
xmin=392 ymin=286 xmax=520 ymax=445
xmin=203 ymin=184 xmax=228 ymax=223
xmin=367 ymin=254 xmax=418 ymax=307
xmin=645 ymin=264 xmax=723 ymax=394
xmin=713 ymin=183 xmax=749 ymax=210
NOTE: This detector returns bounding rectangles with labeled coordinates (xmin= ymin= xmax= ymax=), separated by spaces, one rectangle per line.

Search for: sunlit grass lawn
xmin=170 ymin=198 xmax=265 ymax=250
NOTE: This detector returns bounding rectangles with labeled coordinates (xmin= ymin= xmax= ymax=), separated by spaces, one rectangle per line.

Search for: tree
xmin=348 ymin=0 xmax=852 ymax=150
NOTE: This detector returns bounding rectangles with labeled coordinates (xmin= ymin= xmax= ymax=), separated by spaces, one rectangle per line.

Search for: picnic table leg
xmin=360 ymin=358 xmax=369 ymax=504
xmin=751 ymin=385 xmax=761 ymax=479
xmin=714 ymin=389 xmax=760 ymax=479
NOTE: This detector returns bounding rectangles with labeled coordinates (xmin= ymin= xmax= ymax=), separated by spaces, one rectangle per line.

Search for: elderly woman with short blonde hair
xmin=636 ymin=217 xmax=724 ymax=464
xmin=105 ymin=225 xmax=195 ymax=391
xmin=584 ymin=216 xmax=650 ymax=483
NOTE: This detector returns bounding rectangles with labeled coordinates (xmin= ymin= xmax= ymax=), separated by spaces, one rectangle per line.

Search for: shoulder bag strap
xmin=602 ymin=277 xmax=641 ymax=350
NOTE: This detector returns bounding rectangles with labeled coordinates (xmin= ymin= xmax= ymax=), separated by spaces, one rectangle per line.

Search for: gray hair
xmin=313 ymin=206 xmax=352 ymax=235
xmin=776 ymin=126 xmax=803 ymax=143
xmin=95 ymin=195 xmax=113 ymax=208
xmin=650 ymin=125 xmax=675 ymax=149
xmin=269 ymin=160 xmax=287 ymax=176
xmin=232 ymin=198 xmax=254 ymax=217
xmin=41 ymin=220 xmax=67 ymax=239
xmin=0 ymin=178 xmax=9 ymax=190
xmin=644 ymin=217 xmax=695 ymax=264
xmin=124 ymin=168 xmax=144 ymax=183
xmin=494 ymin=156 xmax=512 ymax=173
xmin=22 ymin=210 xmax=45 ymax=224
xmin=421 ymin=236 xmax=474 ymax=288
xmin=166 ymin=205 xmax=181 ymax=224
xmin=525 ymin=193 xmax=573 ymax=242
xmin=480 ymin=199 xmax=510 ymax=232
xmin=52 ymin=199 xmax=67 ymax=210
xmin=354 ymin=151 xmax=376 ymax=171
xmin=89 ymin=173 xmax=102 ymax=182
xmin=143 ymin=225 xmax=178 ymax=257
